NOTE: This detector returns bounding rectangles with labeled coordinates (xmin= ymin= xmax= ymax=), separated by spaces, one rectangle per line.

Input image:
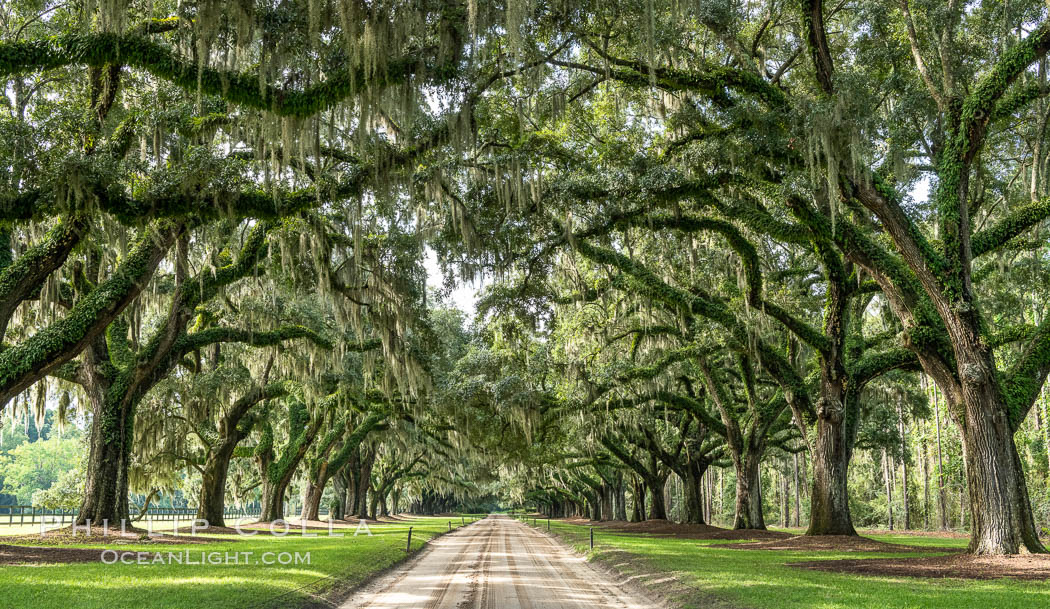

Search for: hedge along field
xmin=0 ymin=517 xmax=471 ymax=609
xmin=530 ymin=520 xmax=1050 ymax=609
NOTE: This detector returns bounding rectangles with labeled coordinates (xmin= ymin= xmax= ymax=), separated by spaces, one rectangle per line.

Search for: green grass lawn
xmin=528 ymin=519 xmax=1049 ymax=609
xmin=0 ymin=516 xmax=476 ymax=609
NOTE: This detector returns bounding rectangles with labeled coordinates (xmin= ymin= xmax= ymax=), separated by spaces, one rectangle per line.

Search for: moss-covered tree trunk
xmin=733 ymin=447 xmax=765 ymax=530
xmin=300 ymin=466 xmax=326 ymax=521
xmin=197 ymin=384 xmax=282 ymax=527
xmin=331 ymin=470 xmax=348 ymax=520
xmin=301 ymin=412 xmax=384 ymax=522
xmin=197 ymin=455 xmax=232 ymax=527
xmin=648 ymin=475 xmax=668 ymax=520
xmin=682 ymin=461 xmax=709 ymax=525
xmin=260 ymin=402 xmax=323 ymax=522
xmin=354 ymin=447 xmax=375 ymax=519
xmin=255 ymin=426 xmax=275 ymax=521
xmin=78 ymin=386 xmax=133 ymax=526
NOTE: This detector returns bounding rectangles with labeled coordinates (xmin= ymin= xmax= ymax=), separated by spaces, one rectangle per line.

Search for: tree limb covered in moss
xmin=0 ymin=220 xmax=181 ymax=408
xmin=971 ymin=196 xmax=1050 ymax=257
xmin=0 ymin=33 xmax=439 ymax=118
xmin=176 ymin=325 xmax=332 ymax=356
xmin=574 ymin=238 xmax=812 ymax=413
xmin=0 ymin=215 xmax=87 ymax=339
xmin=1002 ymin=315 xmax=1050 ymax=431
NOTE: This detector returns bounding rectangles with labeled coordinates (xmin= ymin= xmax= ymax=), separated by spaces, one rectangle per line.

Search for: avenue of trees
xmin=3 ymin=0 xmax=1050 ymax=557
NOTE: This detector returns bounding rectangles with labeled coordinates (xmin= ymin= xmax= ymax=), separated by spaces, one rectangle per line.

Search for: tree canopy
xmin=5 ymin=0 xmax=1050 ymax=557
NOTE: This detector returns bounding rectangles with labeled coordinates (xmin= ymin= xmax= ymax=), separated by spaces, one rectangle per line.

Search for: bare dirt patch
xmin=791 ymin=553 xmax=1050 ymax=580
xmin=723 ymin=534 xmax=939 ymax=553
xmin=857 ymin=528 xmax=970 ymax=539
xmin=0 ymin=543 xmax=114 ymax=565
xmin=580 ymin=519 xmax=792 ymax=541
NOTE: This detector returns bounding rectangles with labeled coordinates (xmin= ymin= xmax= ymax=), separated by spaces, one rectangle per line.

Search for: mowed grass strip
xmin=532 ymin=520 xmax=1050 ymax=609
xmin=0 ymin=516 xmax=470 ymax=609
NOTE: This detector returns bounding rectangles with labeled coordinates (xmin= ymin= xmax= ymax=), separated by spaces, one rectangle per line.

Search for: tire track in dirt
xmin=421 ymin=519 xmax=493 ymax=609
xmin=462 ymin=519 xmax=497 ymax=609
xmin=523 ymin=523 xmax=636 ymax=608
xmin=499 ymin=523 xmax=534 ymax=609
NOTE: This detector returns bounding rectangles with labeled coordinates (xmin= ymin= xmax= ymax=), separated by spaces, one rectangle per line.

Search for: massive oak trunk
xmin=197 ymin=451 xmax=234 ymax=527
xmin=917 ymin=318 xmax=1044 ymax=553
xmin=733 ymin=449 xmax=764 ymax=530
xmin=332 ymin=470 xmax=348 ymax=520
xmin=599 ymin=483 xmax=613 ymax=521
xmin=260 ymin=478 xmax=290 ymax=522
xmin=197 ymin=385 xmax=279 ymax=526
xmin=806 ymin=392 xmax=857 ymax=536
xmin=260 ymin=405 xmax=323 ymax=522
xmin=78 ymin=391 xmax=133 ymax=525
xmin=355 ymin=448 xmax=375 ymax=519
xmin=300 ymin=472 xmax=326 ymax=522
xmin=957 ymin=386 xmax=1043 ymax=554
xmin=681 ymin=461 xmax=708 ymax=525
xmin=648 ymin=476 xmax=668 ymax=520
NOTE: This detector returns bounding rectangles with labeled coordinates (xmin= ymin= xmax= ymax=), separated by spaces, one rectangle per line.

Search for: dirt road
xmin=341 ymin=515 xmax=653 ymax=609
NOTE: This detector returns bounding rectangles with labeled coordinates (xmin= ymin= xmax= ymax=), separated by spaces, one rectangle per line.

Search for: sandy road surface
xmin=340 ymin=515 xmax=653 ymax=609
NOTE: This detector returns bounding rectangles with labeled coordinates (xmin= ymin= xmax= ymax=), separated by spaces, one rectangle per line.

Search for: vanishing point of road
xmin=341 ymin=514 xmax=653 ymax=609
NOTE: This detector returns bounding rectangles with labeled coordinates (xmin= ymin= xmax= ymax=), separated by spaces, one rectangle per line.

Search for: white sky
xmin=424 ymin=248 xmax=483 ymax=317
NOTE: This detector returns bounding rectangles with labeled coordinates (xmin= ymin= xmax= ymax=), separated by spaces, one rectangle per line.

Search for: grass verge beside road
xmin=0 ymin=516 xmax=477 ymax=609
xmin=524 ymin=518 xmax=1048 ymax=609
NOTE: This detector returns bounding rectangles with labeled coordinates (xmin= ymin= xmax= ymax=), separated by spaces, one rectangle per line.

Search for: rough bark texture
xmin=682 ymin=466 xmax=706 ymax=525
xmin=958 ymin=388 xmax=1043 ymax=554
xmin=355 ymin=447 xmax=375 ymax=519
xmin=648 ymin=477 xmax=668 ymax=520
xmin=260 ymin=403 xmax=323 ymax=522
xmin=331 ymin=470 xmax=348 ymax=520
xmin=806 ymin=393 xmax=857 ymax=535
xmin=197 ymin=453 xmax=233 ymax=527
xmin=733 ymin=449 xmax=765 ymax=530
xmin=300 ymin=474 xmax=325 ymax=521
xmin=78 ymin=387 xmax=133 ymax=525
